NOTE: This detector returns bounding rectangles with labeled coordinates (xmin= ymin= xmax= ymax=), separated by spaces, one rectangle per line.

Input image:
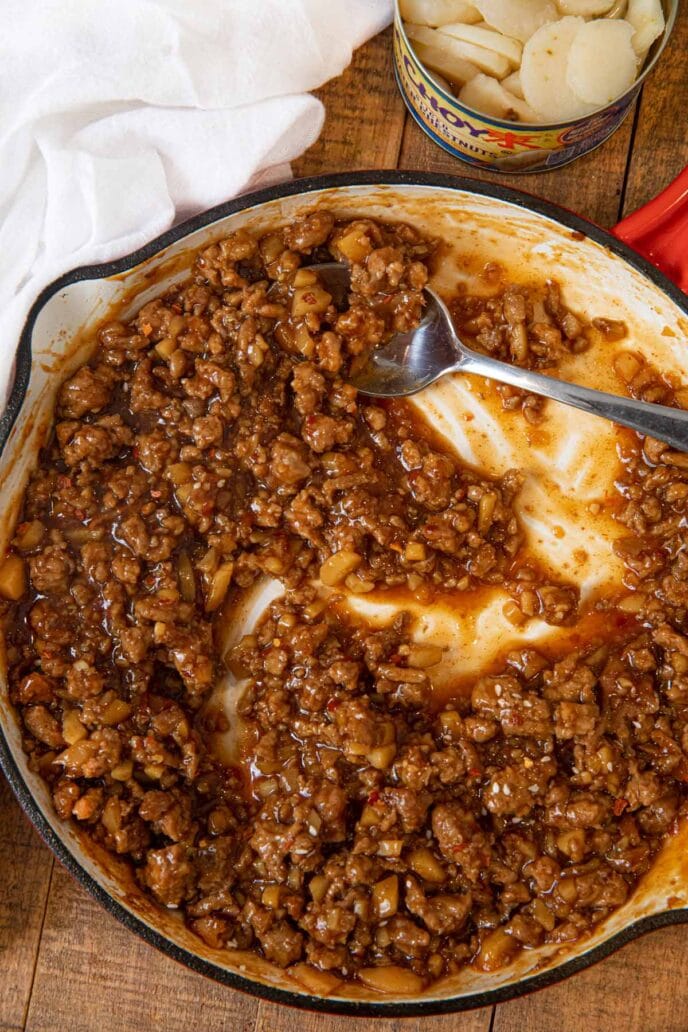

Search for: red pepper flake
xmin=150 ymin=490 xmax=162 ymax=499
xmin=614 ymin=612 xmax=636 ymax=630
xmin=73 ymin=508 xmax=86 ymax=521
xmin=201 ymin=503 xmax=214 ymax=515
xmin=367 ymin=790 xmax=380 ymax=806
xmin=132 ymin=447 xmax=139 ymax=460
xmin=452 ymin=842 xmax=467 ymax=852
xmin=388 ymin=653 xmax=402 ymax=665
xmin=326 ymin=698 xmax=340 ymax=712
xmin=613 ymin=798 xmax=628 ymax=817
xmin=302 ymin=292 xmax=317 ymax=305
xmin=57 ymin=475 xmax=73 ymax=490
xmin=468 ymin=767 xmax=481 ymax=778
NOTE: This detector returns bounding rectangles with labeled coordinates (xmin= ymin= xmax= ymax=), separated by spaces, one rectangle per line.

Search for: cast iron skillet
xmin=1 ymin=169 xmax=688 ymax=1017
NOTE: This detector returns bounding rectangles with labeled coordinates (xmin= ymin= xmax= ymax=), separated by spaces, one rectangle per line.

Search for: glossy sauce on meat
xmin=2 ymin=211 xmax=688 ymax=994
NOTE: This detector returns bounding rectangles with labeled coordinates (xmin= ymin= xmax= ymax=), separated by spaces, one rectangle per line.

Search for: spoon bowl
xmin=313 ymin=263 xmax=459 ymax=397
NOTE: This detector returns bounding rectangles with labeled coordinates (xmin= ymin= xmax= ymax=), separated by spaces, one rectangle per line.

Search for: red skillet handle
xmin=612 ymin=166 xmax=688 ymax=294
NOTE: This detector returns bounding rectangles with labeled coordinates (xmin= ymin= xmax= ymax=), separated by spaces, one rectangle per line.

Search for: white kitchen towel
xmin=0 ymin=0 xmax=392 ymax=409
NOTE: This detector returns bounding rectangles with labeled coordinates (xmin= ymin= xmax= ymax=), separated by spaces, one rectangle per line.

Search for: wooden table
xmin=3 ymin=14 xmax=688 ymax=1032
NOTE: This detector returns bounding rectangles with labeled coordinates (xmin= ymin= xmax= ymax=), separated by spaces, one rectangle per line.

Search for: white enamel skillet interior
xmin=2 ymin=172 xmax=688 ymax=1017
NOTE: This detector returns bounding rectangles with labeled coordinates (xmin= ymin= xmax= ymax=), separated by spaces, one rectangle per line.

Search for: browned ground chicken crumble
xmin=3 ymin=210 xmax=688 ymax=996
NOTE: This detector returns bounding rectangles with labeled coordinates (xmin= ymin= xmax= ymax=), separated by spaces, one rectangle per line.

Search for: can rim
xmin=394 ymin=0 xmax=678 ymax=132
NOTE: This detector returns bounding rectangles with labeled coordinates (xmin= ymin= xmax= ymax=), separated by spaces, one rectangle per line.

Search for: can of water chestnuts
xmin=393 ymin=0 xmax=677 ymax=173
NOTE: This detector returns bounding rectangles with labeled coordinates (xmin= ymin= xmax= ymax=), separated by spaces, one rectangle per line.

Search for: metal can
xmin=393 ymin=0 xmax=677 ymax=173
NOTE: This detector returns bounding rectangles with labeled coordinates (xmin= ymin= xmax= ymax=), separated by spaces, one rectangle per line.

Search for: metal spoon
xmin=311 ymin=262 xmax=688 ymax=453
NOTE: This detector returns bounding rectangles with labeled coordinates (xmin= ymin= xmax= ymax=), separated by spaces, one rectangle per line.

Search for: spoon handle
xmin=457 ymin=351 xmax=688 ymax=452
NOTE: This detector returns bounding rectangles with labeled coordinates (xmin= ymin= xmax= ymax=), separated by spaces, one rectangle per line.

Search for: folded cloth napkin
xmin=0 ymin=0 xmax=392 ymax=410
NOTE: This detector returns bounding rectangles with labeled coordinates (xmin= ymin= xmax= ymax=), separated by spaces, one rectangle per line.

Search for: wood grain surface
xmin=3 ymin=11 xmax=688 ymax=1031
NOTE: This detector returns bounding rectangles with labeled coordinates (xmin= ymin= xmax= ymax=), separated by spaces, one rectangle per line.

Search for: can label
xmin=393 ymin=16 xmax=637 ymax=173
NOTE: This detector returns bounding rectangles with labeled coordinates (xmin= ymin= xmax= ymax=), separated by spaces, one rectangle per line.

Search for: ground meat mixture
xmin=2 ymin=211 xmax=688 ymax=996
